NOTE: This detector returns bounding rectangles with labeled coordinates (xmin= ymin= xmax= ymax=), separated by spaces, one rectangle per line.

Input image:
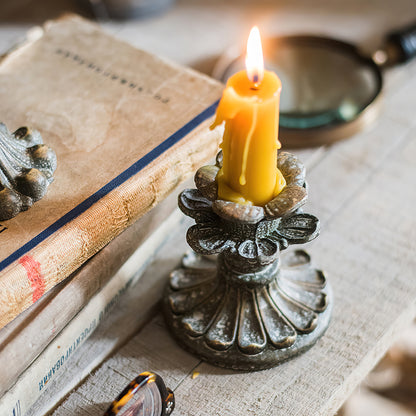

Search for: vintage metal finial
xmin=163 ymin=151 xmax=332 ymax=371
xmin=0 ymin=123 xmax=57 ymax=221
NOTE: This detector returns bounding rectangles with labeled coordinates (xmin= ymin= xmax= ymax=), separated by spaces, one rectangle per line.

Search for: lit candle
xmin=211 ymin=26 xmax=286 ymax=206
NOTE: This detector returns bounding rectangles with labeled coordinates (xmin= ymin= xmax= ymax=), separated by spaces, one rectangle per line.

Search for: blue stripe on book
xmin=0 ymin=100 xmax=219 ymax=272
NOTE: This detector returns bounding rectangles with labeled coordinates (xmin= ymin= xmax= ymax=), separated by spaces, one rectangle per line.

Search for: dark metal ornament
xmin=0 ymin=123 xmax=57 ymax=221
xmin=163 ymin=151 xmax=332 ymax=371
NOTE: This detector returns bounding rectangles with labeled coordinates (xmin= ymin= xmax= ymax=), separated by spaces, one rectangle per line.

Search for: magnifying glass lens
xmin=221 ymin=37 xmax=381 ymax=130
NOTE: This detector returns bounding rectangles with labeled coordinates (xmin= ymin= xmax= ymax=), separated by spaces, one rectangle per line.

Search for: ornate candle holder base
xmin=164 ymin=250 xmax=332 ymax=371
xmin=163 ymin=152 xmax=332 ymax=371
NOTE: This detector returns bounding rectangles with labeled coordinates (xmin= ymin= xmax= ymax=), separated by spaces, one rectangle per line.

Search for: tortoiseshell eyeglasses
xmin=104 ymin=371 xmax=175 ymax=416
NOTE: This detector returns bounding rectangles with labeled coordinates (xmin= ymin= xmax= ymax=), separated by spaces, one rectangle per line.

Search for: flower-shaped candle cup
xmin=163 ymin=151 xmax=332 ymax=371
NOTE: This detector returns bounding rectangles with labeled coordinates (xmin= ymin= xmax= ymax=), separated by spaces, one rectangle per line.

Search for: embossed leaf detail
xmin=277 ymin=213 xmax=320 ymax=244
xmin=187 ymin=224 xmax=232 ymax=255
xmin=257 ymin=238 xmax=279 ymax=259
xmin=237 ymin=238 xmax=279 ymax=263
xmin=178 ymin=189 xmax=216 ymax=222
xmin=266 ymin=231 xmax=289 ymax=251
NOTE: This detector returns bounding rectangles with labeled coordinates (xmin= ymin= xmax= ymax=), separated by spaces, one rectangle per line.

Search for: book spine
xmin=0 ymin=190 xmax=180 ymax=397
xmin=0 ymin=208 xmax=183 ymax=416
xmin=0 ymin=120 xmax=221 ymax=329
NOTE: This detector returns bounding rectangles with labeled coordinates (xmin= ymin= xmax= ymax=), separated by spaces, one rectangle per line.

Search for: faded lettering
xmin=55 ymin=48 xmax=171 ymax=104
xmin=38 ymin=320 xmax=97 ymax=391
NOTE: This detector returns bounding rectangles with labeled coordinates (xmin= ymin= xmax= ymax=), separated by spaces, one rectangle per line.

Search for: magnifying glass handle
xmin=386 ymin=21 xmax=416 ymax=64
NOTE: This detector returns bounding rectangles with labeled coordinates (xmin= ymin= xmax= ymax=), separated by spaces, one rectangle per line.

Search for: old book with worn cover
xmin=0 ymin=15 xmax=222 ymax=329
xmin=0 ymin=205 xmax=183 ymax=416
xmin=0 ymin=188 xmax=181 ymax=398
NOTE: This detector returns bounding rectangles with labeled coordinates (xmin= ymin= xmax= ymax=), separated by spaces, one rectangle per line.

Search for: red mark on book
xmin=18 ymin=255 xmax=45 ymax=303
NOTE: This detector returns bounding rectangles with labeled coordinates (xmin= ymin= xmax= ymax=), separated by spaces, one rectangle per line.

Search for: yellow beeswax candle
xmin=211 ymin=27 xmax=286 ymax=206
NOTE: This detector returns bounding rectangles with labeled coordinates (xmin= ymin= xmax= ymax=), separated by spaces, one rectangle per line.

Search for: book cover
xmin=0 ymin=15 xmax=222 ymax=329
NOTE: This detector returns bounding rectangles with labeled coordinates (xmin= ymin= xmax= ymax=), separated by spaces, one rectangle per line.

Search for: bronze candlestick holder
xmin=163 ymin=151 xmax=332 ymax=371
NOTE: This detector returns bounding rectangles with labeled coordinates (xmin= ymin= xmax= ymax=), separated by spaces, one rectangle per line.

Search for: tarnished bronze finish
xmin=163 ymin=152 xmax=332 ymax=371
xmin=0 ymin=123 xmax=57 ymax=221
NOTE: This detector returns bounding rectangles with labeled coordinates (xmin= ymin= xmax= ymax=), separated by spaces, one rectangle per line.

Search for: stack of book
xmin=0 ymin=15 xmax=223 ymax=415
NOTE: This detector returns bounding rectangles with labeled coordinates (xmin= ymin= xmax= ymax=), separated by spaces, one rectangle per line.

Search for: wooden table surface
xmin=2 ymin=1 xmax=415 ymax=415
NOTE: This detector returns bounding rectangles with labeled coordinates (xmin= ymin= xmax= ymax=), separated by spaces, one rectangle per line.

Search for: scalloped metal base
xmin=163 ymin=250 xmax=332 ymax=371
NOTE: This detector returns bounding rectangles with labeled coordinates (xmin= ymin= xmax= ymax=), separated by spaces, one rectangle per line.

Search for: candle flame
xmin=245 ymin=26 xmax=264 ymax=86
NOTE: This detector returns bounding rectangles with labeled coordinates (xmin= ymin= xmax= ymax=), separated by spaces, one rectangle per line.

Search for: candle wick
xmin=249 ymin=72 xmax=261 ymax=90
xmin=250 ymin=80 xmax=261 ymax=90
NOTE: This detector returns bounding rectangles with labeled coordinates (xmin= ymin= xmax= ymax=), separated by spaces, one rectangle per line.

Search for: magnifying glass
xmin=104 ymin=372 xmax=175 ymax=416
xmin=213 ymin=22 xmax=416 ymax=147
